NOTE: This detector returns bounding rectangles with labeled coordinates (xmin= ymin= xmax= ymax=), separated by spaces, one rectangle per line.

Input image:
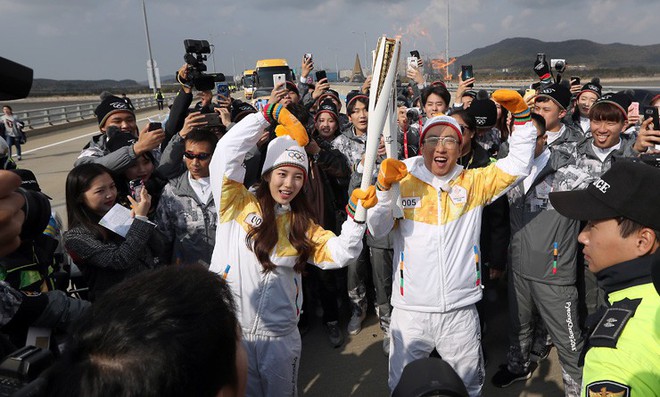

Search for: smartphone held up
xmin=461 ymin=65 xmax=474 ymax=87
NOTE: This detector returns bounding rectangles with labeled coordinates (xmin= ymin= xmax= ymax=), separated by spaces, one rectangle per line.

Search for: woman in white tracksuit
xmin=209 ymin=105 xmax=375 ymax=397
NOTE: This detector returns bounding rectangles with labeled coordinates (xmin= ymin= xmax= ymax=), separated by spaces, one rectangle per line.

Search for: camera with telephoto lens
xmin=553 ymin=59 xmax=566 ymax=74
xmin=0 ymin=346 xmax=54 ymax=396
xmin=407 ymin=107 xmax=421 ymax=123
xmin=181 ymin=39 xmax=225 ymax=91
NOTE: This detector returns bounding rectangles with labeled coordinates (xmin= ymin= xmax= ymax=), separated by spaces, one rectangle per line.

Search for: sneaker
xmin=530 ymin=344 xmax=553 ymax=362
xmin=17 ymin=156 xmax=22 ymax=161
xmin=326 ymin=321 xmax=344 ymax=347
xmin=347 ymin=310 xmax=366 ymax=335
xmin=491 ymin=364 xmax=532 ymax=388
xmin=382 ymin=335 xmax=390 ymax=356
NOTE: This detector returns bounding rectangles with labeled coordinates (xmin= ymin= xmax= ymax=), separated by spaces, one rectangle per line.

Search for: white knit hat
xmin=261 ymin=136 xmax=308 ymax=179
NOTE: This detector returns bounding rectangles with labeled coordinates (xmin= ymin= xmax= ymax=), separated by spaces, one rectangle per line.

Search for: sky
xmin=2 ymin=0 xmax=659 ymax=81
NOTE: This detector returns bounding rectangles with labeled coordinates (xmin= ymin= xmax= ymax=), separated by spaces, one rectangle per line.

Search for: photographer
xmin=75 ymin=94 xmax=165 ymax=172
xmin=0 ymin=136 xmax=17 ymax=170
xmin=45 ymin=265 xmax=246 ymax=397
xmin=549 ymin=162 xmax=660 ymax=397
xmin=0 ymin=172 xmax=89 ymax=357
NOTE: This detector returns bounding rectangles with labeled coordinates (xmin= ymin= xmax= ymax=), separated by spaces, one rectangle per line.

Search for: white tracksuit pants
xmin=243 ymin=330 xmax=301 ymax=397
xmin=388 ymin=304 xmax=485 ymax=396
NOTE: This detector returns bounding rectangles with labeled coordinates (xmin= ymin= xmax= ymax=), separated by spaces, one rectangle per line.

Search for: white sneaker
xmin=347 ymin=310 xmax=366 ymax=335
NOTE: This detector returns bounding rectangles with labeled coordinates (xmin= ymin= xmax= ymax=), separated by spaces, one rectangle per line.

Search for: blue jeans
xmin=5 ymin=135 xmax=22 ymax=158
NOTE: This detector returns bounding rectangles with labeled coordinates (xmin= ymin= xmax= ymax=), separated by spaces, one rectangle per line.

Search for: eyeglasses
xmin=183 ymin=152 xmax=212 ymax=160
xmin=423 ymin=136 xmax=459 ymax=149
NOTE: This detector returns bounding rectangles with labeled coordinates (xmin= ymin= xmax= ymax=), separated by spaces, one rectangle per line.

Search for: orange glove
xmin=346 ymin=185 xmax=378 ymax=219
xmin=264 ymin=104 xmax=309 ymax=146
xmin=491 ymin=89 xmax=531 ymax=124
xmin=376 ymin=158 xmax=408 ymax=191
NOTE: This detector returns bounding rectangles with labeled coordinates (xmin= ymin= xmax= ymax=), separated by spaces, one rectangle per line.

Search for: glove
xmin=346 ymin=186 xmax=377 ymax=219
xmin=533 ymin=58 xmax=553 ymax=87
xmin=492 ymin=90 xmax=531 ymax=125
xmin=264 ymin=103 xmax=309 ymax=147
xmin=376 ymin=158 xmax=408 ymax=191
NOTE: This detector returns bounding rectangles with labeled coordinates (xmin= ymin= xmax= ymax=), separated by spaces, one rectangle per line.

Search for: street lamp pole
xmin=141 ymin=0 xmax=158 ymax=94
xmin=209 ymin=34 xmax=216 ymax=73
xmin=363 ymin=32 xmax=368 ymax=74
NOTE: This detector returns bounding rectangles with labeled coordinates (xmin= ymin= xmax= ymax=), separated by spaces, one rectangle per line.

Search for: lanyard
xmin=403 ymin=126 xmax=409 ymax=159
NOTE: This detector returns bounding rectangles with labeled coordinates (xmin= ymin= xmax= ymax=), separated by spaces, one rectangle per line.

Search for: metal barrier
xmin=18 ymin=94 xmax=175 ymax=130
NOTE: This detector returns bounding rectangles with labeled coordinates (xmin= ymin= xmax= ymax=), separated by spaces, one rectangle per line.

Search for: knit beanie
xmin=261 ymin=136 xmax=308 ymax=180
xmin=577 ymin=77 xmax=602 ymax=100
xmin=315 ymin=99 xmax=339 ymax=122
xmin=535 ymin=83 xmax=572 ymax=111
xmin=467 ymin=90 xmax=497 ymax=128
xmin=95 ymin=95 xmax=135 ymax=127
xmin=420 ymin=115 xmax=463 ymax=145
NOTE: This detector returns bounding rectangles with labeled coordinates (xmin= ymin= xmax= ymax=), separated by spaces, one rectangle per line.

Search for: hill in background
xmin=455 ymin=37 xmax=660 ymax=76
xmin=30 ymin=78 xmax=147 ymax=96
xmin=26 ymin=38 xmax=659 ymax=96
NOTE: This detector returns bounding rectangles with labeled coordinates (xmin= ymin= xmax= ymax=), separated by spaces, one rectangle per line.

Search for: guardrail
xmin=18 ymin=94 xmax=175 ymax=130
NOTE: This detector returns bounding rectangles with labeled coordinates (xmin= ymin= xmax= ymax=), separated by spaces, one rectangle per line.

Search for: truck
xmin=242 ymin=69 xmax=256 ymax=100
xmin=251 ymin=59 xmax=295 ymax=107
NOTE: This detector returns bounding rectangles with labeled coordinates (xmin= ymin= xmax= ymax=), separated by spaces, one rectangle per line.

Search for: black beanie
xmin=315 ymin=98 xmax=339 ymax=122
xmin=578 ymin=77 xmax=602 ymax=99
xmin=318 ymin=89 xmax=342 ymax=111
xmin=467 ymin=90 xmax=497 ymax=128
xmin=230 ymin=100 xmax=257 ymax=123
xmin=592 ymin=91 xmax=633 ymax=120
xmin=285 ymin=81 xmax=300 ymax=96
xmin=536 ymin=83 xmax=572 ymax=111
xmin=95 ymin=95 xmax=134 ymax=127
xmin=346 ymin=90 xmax=369 ymax=110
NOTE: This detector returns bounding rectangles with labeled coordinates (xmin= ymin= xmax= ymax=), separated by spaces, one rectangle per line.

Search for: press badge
xmin=245 ymin=213 xmax=263 ymax=227
xmin=401 ymin=196 xmax=422 ymax=209
xmin=448 ymin=186 xmax=467 ymax=204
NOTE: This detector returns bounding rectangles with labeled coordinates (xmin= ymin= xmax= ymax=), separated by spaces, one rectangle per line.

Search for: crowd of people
xmin=1 ymin=52 xmax=659 ymax=397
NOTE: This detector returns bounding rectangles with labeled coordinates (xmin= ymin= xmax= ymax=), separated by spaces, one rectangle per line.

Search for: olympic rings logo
xmin=110 ymin=102 xmax=128 ymax=109
xmin=286 ymin=149 xmax=306 ymax=161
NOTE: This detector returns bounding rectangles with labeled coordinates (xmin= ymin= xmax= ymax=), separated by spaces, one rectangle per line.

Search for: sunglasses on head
xmin=183 ymin=152 xmax=212 ymax=160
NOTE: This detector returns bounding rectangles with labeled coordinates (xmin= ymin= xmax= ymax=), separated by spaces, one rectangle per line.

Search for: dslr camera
xmin=406 ymin=108 xmax=422 ymax=124
xmin=181 ymin=39 xmax=225 ymax=91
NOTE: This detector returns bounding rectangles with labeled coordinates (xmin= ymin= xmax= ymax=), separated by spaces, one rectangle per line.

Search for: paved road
xmin=14 ymin=108 xmax=567 ymax=396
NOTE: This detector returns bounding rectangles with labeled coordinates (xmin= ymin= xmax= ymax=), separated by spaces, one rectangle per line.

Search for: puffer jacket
xmin=155 ymin=172 xmax=217 ymax=268
xmin=209 ymin=112 xmax=366 ymax=337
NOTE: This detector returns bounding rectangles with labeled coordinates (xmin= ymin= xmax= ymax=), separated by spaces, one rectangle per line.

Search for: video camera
xmin=181 ymin=39 xmax=225 ymax=91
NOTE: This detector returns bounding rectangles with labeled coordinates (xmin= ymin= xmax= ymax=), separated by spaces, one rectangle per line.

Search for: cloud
xmin=471 ymin=23 xmax=486 ymax=33
xmin=501 ymin=15 xmax=515 ymax=30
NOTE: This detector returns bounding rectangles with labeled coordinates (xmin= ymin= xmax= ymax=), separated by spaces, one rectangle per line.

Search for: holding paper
xmin=98 ymin=203 xmax=134 ymax=238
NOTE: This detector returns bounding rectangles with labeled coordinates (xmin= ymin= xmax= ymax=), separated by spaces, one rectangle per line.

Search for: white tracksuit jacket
xmin=209 ymin=112 xmax=366 ymax=337
xmin=367 ymin=122 xmax=536 ymax=313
